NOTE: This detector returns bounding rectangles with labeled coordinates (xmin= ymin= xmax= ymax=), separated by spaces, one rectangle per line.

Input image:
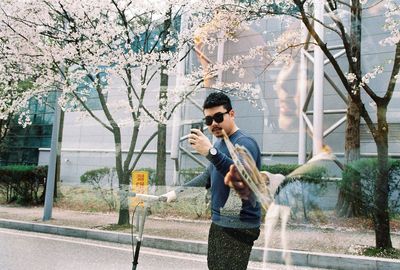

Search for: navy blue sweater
xmin=183 ymin=129 xmax=261 ymax=229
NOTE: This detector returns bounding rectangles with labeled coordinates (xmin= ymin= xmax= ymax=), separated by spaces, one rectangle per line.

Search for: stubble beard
xmin=211 ymin=126 xmax=223 ymax=137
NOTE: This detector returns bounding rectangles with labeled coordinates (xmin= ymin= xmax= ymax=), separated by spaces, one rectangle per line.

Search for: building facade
xmin=25 ymin=4 xmax=400 ymax=186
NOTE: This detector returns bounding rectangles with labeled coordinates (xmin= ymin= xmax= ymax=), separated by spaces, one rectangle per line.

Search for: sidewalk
xmin=0 ymin=205 xmax=399 ymax=270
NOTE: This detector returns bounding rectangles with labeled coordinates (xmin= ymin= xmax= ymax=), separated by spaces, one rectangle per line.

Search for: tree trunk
xmin=156 ymin=67 xmax=168 ymax=189
xmin=0 ymin=117 xmax=12 ymax=144
xmin=119 ymin=119 xmax=142 ymax=225
xmin=336 ymin=98 xmax=363 ymax=217
xmin=113 ymin=127 xmax=129 ymax=225
xmin=155 ymin=8 xmax=171 ymax=191
xmin=336 ymin=0 xmax=363 ymax=217
xmin=156 ymin=120 xmax=167 ymax=189
xmin=373 ymin=105 xmax=392 ymax=248
xmin=117 ymin=197 xmax=130 ymax=226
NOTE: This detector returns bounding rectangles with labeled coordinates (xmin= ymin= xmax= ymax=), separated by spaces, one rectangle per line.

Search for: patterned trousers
xmin=207 ymin=222 xmax=260 ymax=270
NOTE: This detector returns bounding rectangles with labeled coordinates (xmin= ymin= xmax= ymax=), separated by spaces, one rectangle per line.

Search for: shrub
xmin=261 ymin=163 xmax=300 ymax=175
xmin=0 ymin=165 xmax=47 ymax=205
xmin=274 ymin=164 xmax=328 ymax=221
xmin=80 ymin=167 xmax=117 ymax=211
xmin=340 ymin=158 xmax=400 ymax=216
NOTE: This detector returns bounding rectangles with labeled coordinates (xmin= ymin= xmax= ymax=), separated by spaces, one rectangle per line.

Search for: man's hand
xmin=160 ymin=190 xmax=177 ymax=203
xmin=188 ymin=129 xmax=213 ymax=156
xmin=224 ymin=164 xmax=251 ymax=200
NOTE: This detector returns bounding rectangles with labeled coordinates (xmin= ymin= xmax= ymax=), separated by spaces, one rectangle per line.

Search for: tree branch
xmin=294 ymin=0 xmax=355 ymax=99
xmin=94 ymin=74 xmax=119 ymax=130
xmin=72 ymin=91 xmax=113 ymax=132
xmin=129 ymin=130 xmax=158 ymax=173
xmin=165 ymin=78 xmax=204 ymax=120
xmin=383 ymin=42 xmax=400 ymax=104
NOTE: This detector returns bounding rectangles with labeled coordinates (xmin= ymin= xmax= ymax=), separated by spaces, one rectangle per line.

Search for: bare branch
xmin=72 ymin=91 xmax=113 ymax=132
xmin=294 ymin=0 xmax=354 ymax=98
xmin=129 ymin=130 xmax=158 ymax=173
xmin=94 ymin=74 xmax=120 ymax=130
xmin=165 ymin=78 xmax=205 ymax=121
xmin=384 ymin=42 xmax=400 ymax=103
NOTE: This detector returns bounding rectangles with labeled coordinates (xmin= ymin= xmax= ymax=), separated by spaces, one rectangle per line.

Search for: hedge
xmin=340 ymin=158 xmax=400 ymax=215
xmin=0 ymin=165 xmax=47 ymax=205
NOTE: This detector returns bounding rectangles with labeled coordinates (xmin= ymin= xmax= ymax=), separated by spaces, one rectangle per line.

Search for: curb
xmin=1 ymin=218 xmax=399 ymax=270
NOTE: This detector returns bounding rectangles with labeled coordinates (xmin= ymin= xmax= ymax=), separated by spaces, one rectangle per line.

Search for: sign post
xmin=131 ymin=171 xmax=149 ymax=231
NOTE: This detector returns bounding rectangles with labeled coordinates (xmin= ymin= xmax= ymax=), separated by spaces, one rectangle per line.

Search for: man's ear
xmin=229 ymin=109 xmax=235 ymax=118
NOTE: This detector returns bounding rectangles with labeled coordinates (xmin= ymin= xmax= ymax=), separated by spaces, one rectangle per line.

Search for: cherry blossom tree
xmin=222 ymin=0 xmax=399 ymax=249
xmin=0 ymin=27 xmax=39 ymax=155
xmin=297 ymin=0 xmax=398 ymax=250
xmin=183 ymin=0 xmax=398 ymax=250
xmin=0 ymin=0 xmax=225 ymax=225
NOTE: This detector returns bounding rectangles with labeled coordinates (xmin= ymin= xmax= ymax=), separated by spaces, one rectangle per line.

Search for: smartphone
xmin=190 ymin=123 xmax=203 ymax=145
xmin=191 ymin=122 xmax=203 ymax=134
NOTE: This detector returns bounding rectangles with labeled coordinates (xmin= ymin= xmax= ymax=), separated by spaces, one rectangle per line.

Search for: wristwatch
xmin=207 ymin=147 xmax=218 ymax=160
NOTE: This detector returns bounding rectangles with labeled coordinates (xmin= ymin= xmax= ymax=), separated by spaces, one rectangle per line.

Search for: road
xmin=0 ymin=228 xmax=328 ymax=270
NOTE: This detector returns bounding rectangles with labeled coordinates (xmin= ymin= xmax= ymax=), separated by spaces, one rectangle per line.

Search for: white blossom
xmin=380 ymin=0 xmax=400 ymax=46
xmin=361 ymin=66 xmax=384 ymax=86
xmin=346 ymin=73 xmax=357 ymax=83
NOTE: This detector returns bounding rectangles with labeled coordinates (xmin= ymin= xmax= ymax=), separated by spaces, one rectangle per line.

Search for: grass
xmin=361 ymin=247 xmax=400 ymax=259
xmin=94 ymin=223 xmax=132 ymax=231
xmin=54 ymin=185 xmax=211 ymax=219
xmin=54 ymin=185 xmax=114 ymax=213
xmin=149 ymin=187 xmax=211 ymax=220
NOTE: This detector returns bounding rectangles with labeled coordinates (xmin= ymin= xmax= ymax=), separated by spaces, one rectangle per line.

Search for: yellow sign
xmin=131 ymin=171 xmax=149 ymax=207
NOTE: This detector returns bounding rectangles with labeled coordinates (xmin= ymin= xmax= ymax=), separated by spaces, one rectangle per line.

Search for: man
xmin=163 ymin=92 xmax=262 ymax=270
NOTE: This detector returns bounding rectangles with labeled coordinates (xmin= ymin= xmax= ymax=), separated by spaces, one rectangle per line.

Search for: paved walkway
xmin=1 ymin=205 xmax=399 ymax=252
xmin=0 ymin=205 xmax=399 ymax=270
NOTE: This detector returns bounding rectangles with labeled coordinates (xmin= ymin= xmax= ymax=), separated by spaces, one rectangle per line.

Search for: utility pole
xmin=43 ymin=90 xmax=61 ymax=221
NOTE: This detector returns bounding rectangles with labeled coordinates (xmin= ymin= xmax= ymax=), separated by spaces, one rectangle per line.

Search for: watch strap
xmin=206 ymin=147 xmax=217 ymax=161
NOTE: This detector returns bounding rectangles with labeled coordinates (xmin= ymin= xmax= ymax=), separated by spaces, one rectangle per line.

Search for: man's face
xmin=203 ymin=105 xmax=235 ymax=137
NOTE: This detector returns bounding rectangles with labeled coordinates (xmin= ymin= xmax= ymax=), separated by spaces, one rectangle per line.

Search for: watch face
xmin=210 ymin=148 xmax=217 ymax=155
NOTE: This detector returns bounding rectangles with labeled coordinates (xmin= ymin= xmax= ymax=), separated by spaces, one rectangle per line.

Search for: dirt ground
xmin=0 ymin=204 xmax=399 ymax=256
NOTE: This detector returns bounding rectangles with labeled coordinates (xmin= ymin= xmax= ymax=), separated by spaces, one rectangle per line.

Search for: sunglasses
xmin=204 ymin=111 xmax=230 ymax=126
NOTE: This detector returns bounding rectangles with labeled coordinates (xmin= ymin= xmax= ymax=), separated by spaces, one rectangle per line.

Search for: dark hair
xmin=203 ymin=92 xmax=232 ymax=111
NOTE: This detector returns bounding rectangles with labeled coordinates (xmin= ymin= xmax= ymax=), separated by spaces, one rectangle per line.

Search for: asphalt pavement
xmin=0 ymin=227 xmax=331 ymax=270
xmin=0 ymin=205 xmax=399 ymax=270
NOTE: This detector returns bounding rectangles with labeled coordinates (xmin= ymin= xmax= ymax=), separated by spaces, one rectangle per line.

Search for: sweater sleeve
xmin=208 ymin=136 xmax=260 ymax=176
xmin=172 ymin=166 xmax=211 ymax=197
xmin=183 ymin=166 xmax=210 ymax=187
xmin=207 ymin=150 xmax=233 ymax=176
